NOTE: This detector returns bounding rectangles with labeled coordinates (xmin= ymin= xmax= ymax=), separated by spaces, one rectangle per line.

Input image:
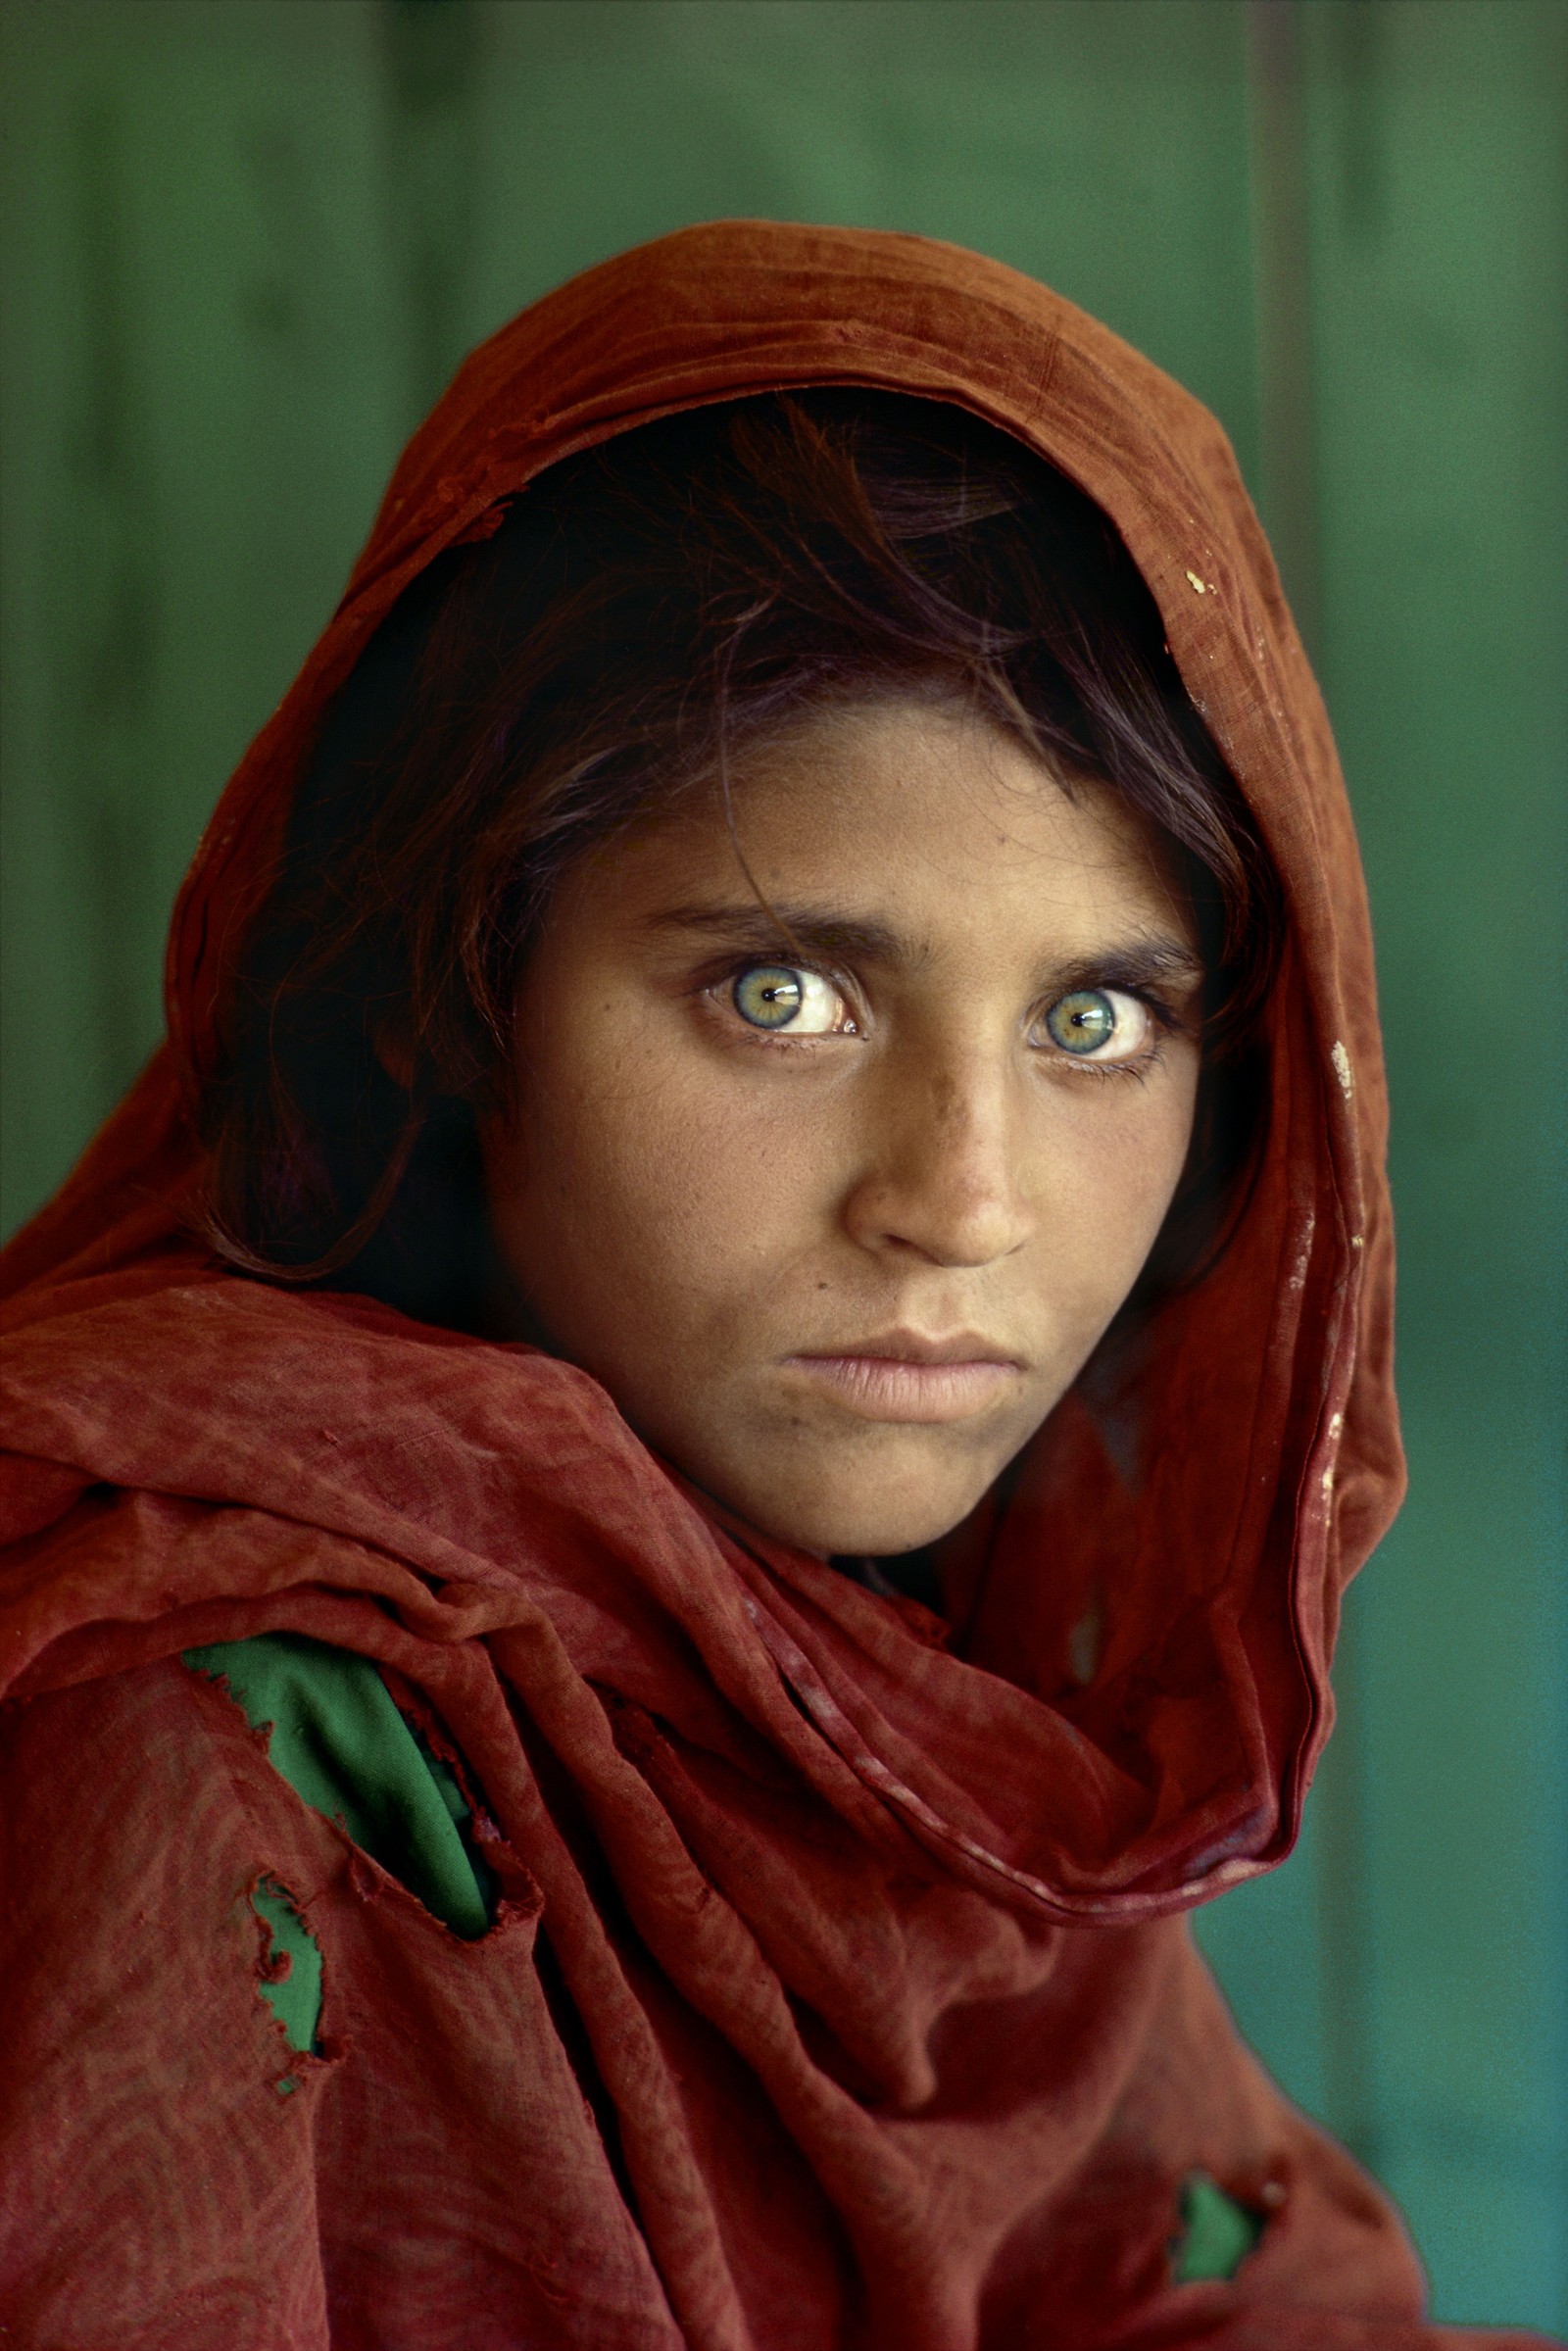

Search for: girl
xmin=0 ymin=222 xmax=1544 ymax=2350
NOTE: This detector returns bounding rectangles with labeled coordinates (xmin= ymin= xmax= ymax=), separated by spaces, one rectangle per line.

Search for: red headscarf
xmin=0 ymin=224 xmax=1542 ymax=2348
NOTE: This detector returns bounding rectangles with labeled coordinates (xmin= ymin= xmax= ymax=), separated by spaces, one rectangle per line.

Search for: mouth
xmin=780 ymin=1331 xmax=1025 ymax=1425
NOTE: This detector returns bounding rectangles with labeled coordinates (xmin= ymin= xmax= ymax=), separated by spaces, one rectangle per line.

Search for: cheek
xmin=489 ymin=1021 xmax=823 ymax=1348
xmin=1042 ymin=1067 xmax=1200 ymax=1292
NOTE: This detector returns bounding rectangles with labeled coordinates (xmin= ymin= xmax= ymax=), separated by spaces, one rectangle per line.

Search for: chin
xmin=673 ymin=1410 xmax=1024 ymax=1564
xmin=754 ymin=1479 xmax=984 ymax=1563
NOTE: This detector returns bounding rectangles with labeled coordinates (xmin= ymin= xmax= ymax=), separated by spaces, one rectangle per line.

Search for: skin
xmin=481 ymin=695 xmax=1203 ymax=1559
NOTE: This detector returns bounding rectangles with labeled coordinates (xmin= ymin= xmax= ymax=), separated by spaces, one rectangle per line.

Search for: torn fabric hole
xmin=250 ymin=1876 xmax=322 ymax=2061
xmin=1170 ymin=2169 xmax=1265 ymax=2283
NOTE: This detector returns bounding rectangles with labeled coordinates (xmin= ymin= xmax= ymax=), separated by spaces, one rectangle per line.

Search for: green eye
xmin=1043 ymin=989 xmax=1120 ymax=1055
xmin=733 ymin=964 xmax=807 ymax=1029
xmin=730 ymin=963 xmax=850 ymax=1037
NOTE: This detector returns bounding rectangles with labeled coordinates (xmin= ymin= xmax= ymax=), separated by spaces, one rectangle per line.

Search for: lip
xmin=781 ymin=1331 xmax=1024 ymax=1425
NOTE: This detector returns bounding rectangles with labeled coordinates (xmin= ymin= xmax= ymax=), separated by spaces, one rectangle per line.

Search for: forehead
xmin=590 ymin=696 xmax=1196 ymax=950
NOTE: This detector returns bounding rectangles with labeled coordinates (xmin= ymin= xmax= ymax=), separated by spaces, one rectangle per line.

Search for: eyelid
xmin=1070 ymin=980 xmax=1188 ymax=1031
xmin=1048 ymin=973 xmax=1188 ymax=1021
xmin=1117 ymin=983 xmax=1187 ymax=1034
xmin=693 ymin=949 xmax=845 ymax=990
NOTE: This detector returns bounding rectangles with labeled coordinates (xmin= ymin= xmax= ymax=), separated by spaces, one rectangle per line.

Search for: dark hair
xmin=200 ymin=390 xmax=1281 ymax=1328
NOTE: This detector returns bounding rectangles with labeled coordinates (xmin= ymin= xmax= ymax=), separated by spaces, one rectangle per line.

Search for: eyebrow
xmin=646 ymin=901 xmax=1206 ymax=993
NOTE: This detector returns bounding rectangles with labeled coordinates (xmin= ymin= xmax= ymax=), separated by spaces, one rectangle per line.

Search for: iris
xmin=1045 ymin=989 xmax=1118 ymax=1054
xmin=734 ymin=965 xmax=807 ymax=1029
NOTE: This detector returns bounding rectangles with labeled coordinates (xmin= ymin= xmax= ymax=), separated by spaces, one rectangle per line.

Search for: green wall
xmin=2 ymin=4 xmax=1562 ymax=2329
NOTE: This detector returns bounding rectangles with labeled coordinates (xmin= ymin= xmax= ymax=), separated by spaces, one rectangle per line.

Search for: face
xmin=481 ymin=697 xmax=1202 ymax=1558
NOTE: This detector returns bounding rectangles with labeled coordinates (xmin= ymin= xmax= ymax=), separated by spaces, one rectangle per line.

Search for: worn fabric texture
xmin=0 ymin=222 xmax=1547 ymax=2349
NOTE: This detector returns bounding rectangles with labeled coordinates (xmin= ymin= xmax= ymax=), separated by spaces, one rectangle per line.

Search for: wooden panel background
xmin=2 ymin=3 xmax=1562 ymax=2330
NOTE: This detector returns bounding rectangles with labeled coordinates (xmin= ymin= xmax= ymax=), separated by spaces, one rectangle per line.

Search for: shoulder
xmin=1 ymin=1650 xmax=343 ymax=1970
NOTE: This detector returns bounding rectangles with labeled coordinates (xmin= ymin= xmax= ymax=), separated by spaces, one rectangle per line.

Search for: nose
xmin=840 ymin=1054 xmax=1036 ymax=1269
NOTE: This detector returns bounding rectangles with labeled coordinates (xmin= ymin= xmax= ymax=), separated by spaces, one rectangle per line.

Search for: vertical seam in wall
xmin=1246 ymin=0 xmax=1374 ymax=2170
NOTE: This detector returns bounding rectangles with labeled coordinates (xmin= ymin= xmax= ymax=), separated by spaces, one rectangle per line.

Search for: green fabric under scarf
xmin=248 ymin=1877 xmax=322 ymax=2065
xmin=1172 ymin=2169 xmax=1264 ymax=2282
xmin=184 ymin=1633 xmax=496 ymax=2049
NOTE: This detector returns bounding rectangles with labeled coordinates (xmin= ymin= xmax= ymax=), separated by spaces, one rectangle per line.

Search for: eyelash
xmin=706 ymin=958 xmax=1189 ymax=1075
